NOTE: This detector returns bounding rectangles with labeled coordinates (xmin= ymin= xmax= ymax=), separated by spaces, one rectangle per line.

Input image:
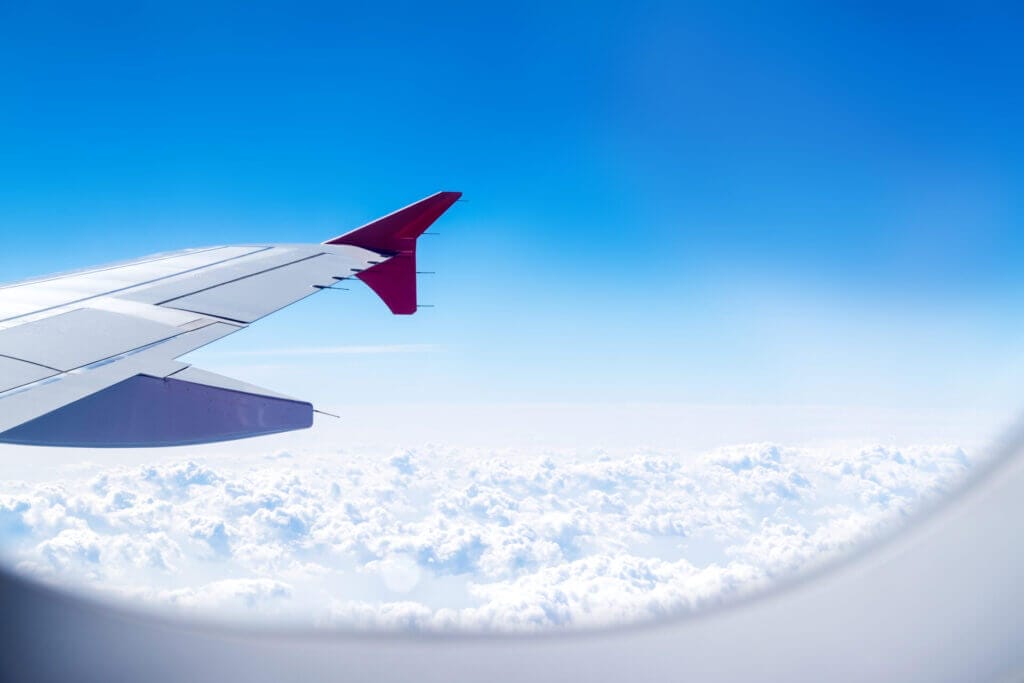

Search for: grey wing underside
xmin=0 ymin=243 xmax=379 ymax=446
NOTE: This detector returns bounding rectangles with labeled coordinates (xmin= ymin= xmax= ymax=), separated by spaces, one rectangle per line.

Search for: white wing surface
xmin=0 ymin=191 xmax=460 ymax=447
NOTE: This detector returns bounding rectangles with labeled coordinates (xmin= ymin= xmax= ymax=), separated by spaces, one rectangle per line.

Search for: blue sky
xmin=1 ymin=3 xmax=1023 ymax=436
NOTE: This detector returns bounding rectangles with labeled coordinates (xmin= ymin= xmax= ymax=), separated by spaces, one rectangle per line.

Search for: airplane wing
xmin=0 ymin=191 xmax=461 ymax=448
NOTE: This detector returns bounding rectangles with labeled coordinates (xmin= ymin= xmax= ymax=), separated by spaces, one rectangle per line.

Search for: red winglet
xmin=324 ymin=191 xmax=461 ymax=314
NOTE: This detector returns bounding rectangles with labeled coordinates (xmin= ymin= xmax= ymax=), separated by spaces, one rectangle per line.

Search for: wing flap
xmin=0 ymin=371 xmax=312 ymax=448
xmin=121 ymin=246 xmax=306 ymax=305
xmin=0 ymin=308 xmax=185 ymax=372
xmin=0 ymin=357 xmax=58 ymax=393
xmin=167 ymin=366 xmax=299 ymax=401
xmin=161 ymin=252 xmax=359 ymax=323
xmin=0 ymin=322 xmax=238 ymax=434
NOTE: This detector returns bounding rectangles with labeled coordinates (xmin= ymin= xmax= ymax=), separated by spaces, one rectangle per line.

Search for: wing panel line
xmin=155 ymin=252 xmax=327 ymax=306
xmin=0 ymin=245 xmax=228 ymax=291
xmin=0 ymin=353 xmax=61 ymax=373
xmin=0 ymin=246 xmax=275 ymax=325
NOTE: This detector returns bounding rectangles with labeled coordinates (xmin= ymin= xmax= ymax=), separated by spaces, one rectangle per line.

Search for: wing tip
xmin=324 ymin=190 xmax=462 ymax=252
xmin=326 ymin=191 xmax=461 ymax=314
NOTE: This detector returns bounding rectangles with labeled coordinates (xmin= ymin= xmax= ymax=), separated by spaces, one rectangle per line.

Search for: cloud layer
xmin=0 ymin=442 xmax=971 ymax=631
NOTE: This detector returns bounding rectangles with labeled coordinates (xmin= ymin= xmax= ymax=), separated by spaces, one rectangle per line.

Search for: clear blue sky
xmin=1 ymin=3 xmax=1023 ymax=425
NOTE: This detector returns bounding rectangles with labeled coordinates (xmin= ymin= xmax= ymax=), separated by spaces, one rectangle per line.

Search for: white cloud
xmin=365 ymin=553 xmax=423 ymax=593
xmin=0 ymin=442 xmax=972 ymax=632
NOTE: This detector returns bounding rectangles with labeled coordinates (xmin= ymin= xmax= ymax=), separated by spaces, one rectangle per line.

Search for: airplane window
xmin=3 ymin=6 xmax=1023 ymax=682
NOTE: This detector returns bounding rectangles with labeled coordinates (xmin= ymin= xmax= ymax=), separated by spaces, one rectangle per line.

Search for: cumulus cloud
xmin=0 ymin=442 xmax=972 ymax=631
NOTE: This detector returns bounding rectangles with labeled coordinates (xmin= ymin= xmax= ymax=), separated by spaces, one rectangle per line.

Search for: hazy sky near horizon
xmin=1 ymin=3 xmax=1024 ymax=439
